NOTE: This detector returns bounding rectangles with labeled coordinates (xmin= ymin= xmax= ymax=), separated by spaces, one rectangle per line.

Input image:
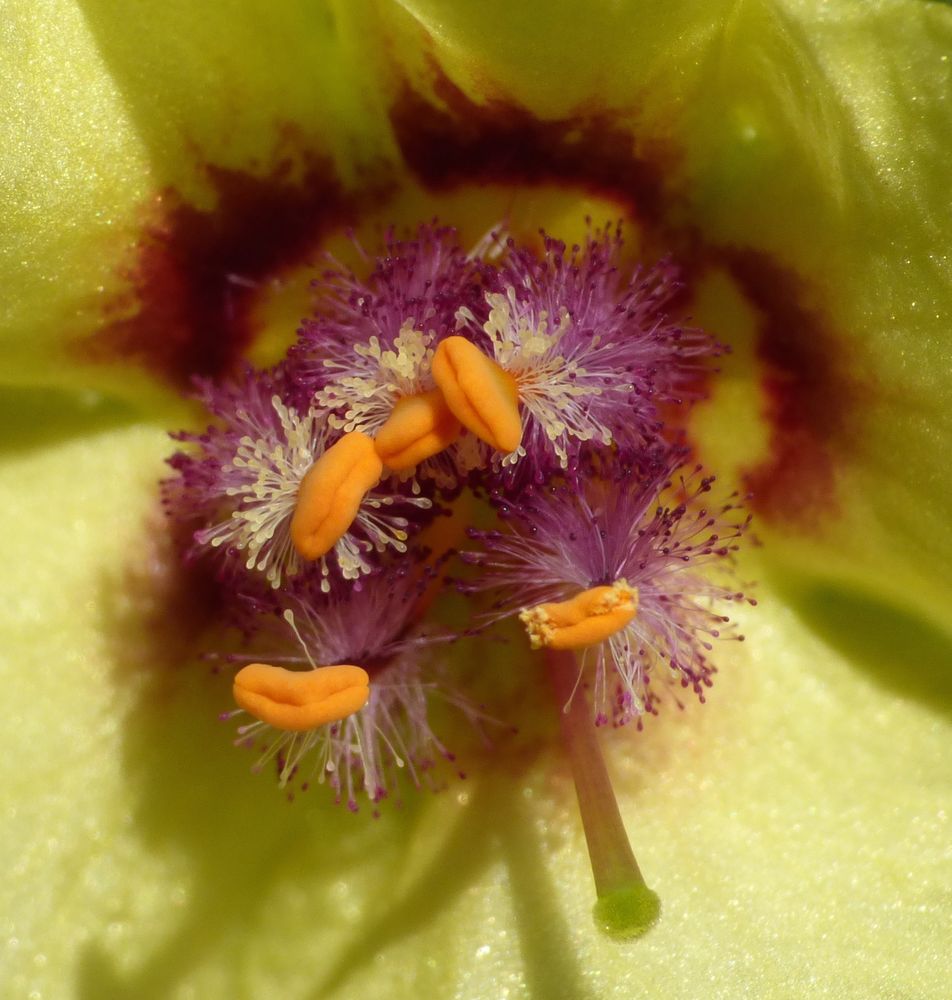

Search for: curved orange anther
xmin=519 ymin=581 xmax=639 ymax=651
xmin=290 ymin=431 xmax=383 ymax=560
xmin=233 ymin=662 xmax=370 ymax=731
xmin=431 ymin=336 xmax=522 ymax=453
xmin=374 ymin=388 xmax=462 ymax=471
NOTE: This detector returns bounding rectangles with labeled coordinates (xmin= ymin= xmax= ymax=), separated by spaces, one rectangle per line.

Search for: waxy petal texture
xmin=2 ymin=1 xmax=951 ymax=998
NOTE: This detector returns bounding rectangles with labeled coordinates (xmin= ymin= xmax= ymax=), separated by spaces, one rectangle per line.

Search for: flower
xmin=3 ymin=3 xmax=951 ymax=999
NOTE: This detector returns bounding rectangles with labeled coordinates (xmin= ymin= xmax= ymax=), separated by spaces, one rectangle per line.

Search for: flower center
xmin=164 ymin=221 xmax=752 ymax=924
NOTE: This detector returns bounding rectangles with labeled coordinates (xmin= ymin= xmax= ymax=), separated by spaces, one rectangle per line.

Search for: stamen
xmin=233 ymin=663 xmax=370 ymax=731
xmin=373 ymin=388 xmax=463 ymax=472
xmin=520 ymin=580 xmax=638 ymax=650
xmin=431 ymin=336 xmax=522 ymax=453
xmin=548 ymin=648 xmax=660 ymax=938
xmin=290 ymin=431 xmax=383 ymax=560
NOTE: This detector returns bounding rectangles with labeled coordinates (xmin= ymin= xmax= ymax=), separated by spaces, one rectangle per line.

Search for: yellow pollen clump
xmin=373 ymin=388 xmax=463 ymax=471
xmin=233 ymin=663 xmax=370 ymax=731
xmin=519 ymin=580 xmax=639 ymax=651
xmin=431 ymin=336 xmax=522 ymax=453
xmin=290 ymin=431 xmax=383 ymax=560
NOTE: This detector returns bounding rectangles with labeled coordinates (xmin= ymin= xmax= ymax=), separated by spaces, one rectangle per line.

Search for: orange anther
xmin=290 ymin=431 xmax=383 ymax=560
xmin=431 ymin=336 xmax=522 ymax=453
xmin=519 ymin=580 xmax=639 ymax=651
xmin=374 ymin=388 xmax=462 ymax=472
xmin=233 ymin=663 xmax=370 ymax=731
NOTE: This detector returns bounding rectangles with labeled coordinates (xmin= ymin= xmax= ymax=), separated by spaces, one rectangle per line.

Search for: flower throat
xmin=163 ymin=221 xmax=753 ymax=935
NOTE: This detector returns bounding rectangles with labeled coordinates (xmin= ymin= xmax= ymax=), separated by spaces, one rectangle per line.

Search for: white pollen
xmin=315 ymin=321 xmax=436 ymax=435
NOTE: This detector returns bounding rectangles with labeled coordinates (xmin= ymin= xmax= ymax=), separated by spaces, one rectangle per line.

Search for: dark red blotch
xmin=723 ymin=250 xmax=853 ymax=524
xmin=85 ymin=156 xmax=358 ymax=388
xmin=391 ymin=64 xmax=671 ymax=227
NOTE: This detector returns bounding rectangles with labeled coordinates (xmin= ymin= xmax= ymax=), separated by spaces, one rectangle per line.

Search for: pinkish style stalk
xmin=548 ymin=647 xmax=661 ymax=938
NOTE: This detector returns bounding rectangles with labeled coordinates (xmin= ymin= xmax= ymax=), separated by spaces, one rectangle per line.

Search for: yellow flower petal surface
xmin=0 ymin=420 xmax=949 ymax=998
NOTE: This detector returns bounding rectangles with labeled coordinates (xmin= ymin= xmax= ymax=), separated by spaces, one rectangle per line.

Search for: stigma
xmin=233 ymin=662 xmax=370 ymax=731
xmin=431 ymin=336 xmax=522 ymax=454
xmin=290 ymin=431 xmax=383 ymax=560
xmin=520 ymin=580 xmax=639 ymax=650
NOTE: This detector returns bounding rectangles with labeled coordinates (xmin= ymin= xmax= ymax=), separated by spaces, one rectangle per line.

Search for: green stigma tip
xmin=592 ymin=884 xmax=662 ymax=939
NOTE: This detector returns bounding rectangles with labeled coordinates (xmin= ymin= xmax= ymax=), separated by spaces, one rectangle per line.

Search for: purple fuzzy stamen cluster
xmin=225 ymin=564 xmax=481 ymax=806
xmin=464 ymin=446 xmax=755 ymax=725
xmin=162 ymin=220 xmax=748 ymax=805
